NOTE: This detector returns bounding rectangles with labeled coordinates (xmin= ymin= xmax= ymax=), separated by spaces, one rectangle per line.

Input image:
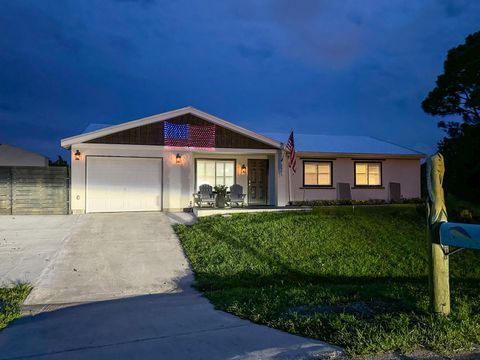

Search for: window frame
xmin=353 ymin=161 xmax=383 ymax=187
xmin=302 ymin=160 xmax=333 ymax=188
xmin=194 ymin=158 xmax=237 ymax=190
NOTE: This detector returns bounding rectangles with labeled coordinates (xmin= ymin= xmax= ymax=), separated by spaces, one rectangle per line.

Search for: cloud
xmin=112 ymin=0 xmax=155 ymax=5
xmin=236 ymin=44 xmax=274 ymax=61
xmin=1 ymin=0 xmax=480 ymax=159
xmin=439 ymin=0 xmax=469 ymax=17
xmin=265 ymin=0 xmax=365 ymax=67
xmin=0 ymin=102 xmax=19 ymax=113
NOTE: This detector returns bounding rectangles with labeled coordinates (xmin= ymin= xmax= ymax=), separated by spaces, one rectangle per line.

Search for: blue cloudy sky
xmin=1 ymin=0 xmax=479 ymax=159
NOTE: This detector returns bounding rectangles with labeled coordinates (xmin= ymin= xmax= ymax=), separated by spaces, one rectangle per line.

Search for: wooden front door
xmin=248 ymin=159 xmax=268 ymax=205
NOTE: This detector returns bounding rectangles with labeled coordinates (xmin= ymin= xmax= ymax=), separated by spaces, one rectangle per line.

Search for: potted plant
xmin=214 ymin=185 xmax=228 ymax=208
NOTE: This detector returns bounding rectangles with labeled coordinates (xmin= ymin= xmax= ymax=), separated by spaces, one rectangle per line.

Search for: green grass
xmin=175 ymin=205 xmax=480 ymax=356
xmin=0 ymin=284 xmax=32 ymax=331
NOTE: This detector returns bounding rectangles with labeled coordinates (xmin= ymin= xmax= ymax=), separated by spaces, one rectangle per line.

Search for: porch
xmin=189 ymin=150 xmax=280 ymax=209
xmin=192 ymin=205 xmax=311 ymax=218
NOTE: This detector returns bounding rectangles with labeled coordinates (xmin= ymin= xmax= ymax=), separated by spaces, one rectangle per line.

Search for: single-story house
xmin=0 ymin=144 xmax=49 ymax=167
xmin=61 ymin=106 xmax=425 ymax=214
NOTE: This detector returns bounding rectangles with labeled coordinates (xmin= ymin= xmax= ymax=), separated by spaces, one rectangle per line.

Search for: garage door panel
xmin=86 ymin=157 xmax=162 ymax=213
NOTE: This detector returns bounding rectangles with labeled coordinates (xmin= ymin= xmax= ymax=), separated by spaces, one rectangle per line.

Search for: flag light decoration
xmin=164 ymin=121 xmax=216 ymax=148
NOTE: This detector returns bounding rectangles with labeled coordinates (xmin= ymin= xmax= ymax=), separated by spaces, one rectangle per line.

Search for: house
xmin=0 ymin=144 xmax=49 ymax=167
xmin=61 ymin=107 xmax=424 ymax=214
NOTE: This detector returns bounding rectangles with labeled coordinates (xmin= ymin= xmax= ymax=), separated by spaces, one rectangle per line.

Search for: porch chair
xmin=227 ymin=184 xmax=246 ymax=207
xmin=193 ymin=184 xmax=215 ymax=208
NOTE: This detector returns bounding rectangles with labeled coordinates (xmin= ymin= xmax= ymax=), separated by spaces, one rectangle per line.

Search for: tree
xmin=49 ymin=156 xmax=68 ymax=167
xmin=422 ymin=31 xmax=480 ymax=202
xmin=422 ymin=31 xmax=480 ymax=135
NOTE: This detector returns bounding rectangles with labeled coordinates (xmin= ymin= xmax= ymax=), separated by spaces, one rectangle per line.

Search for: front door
xmin=248 ymin=159 xmax=268 ymax=205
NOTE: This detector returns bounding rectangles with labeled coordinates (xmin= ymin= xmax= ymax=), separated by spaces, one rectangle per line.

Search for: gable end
xmin=86 ymin=113 xmax=276 ymax=149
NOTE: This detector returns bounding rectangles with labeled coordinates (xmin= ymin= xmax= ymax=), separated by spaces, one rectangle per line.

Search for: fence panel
xmin=0 ymin=168 xmax=12 ymax=215
xmin=0 ymin=166 xmax=69 ymax=215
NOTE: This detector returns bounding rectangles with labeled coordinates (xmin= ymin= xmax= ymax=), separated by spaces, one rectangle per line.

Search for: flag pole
xmin=287 ymin=128 xmax=294 ymax=205
xmin=288 ymin=161 xmax=291 ymax=205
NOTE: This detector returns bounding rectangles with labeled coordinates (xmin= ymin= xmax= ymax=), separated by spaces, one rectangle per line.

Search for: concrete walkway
xmin=0 ymin=213 xmax=341 ymax=359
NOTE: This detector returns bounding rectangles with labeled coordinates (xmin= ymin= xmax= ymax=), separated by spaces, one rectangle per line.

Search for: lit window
xmin=303 ymin=162 xmax=332 ymax=186
xmin=355 ymin=162 xmax=381 ymax=186
xmin=196 ymin=160 xmax=235 ymax=189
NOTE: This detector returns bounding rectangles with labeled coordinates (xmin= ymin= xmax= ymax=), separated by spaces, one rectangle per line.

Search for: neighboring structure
xmin=0 ymin=144 xmax=48 ymax=167
xmin=61 ymin=106 xmax=424 ymax=214
xmin=0 ymin=145 xmax=68 ymax=215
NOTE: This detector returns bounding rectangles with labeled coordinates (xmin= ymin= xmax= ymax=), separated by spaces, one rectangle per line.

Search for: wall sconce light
xmin=74 ymin=150 xmax=81 ymax=161
xmin=176 ymin=153 xmax=182 ymax=164
xmin=241 ymin=164 xmax=247 ymax=175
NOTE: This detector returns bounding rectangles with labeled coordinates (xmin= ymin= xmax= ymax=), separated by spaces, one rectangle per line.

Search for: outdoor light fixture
xmin=241 ymin=164 xmax=247 ymax=174
xmin=74 ymin=150 xmax=81 ymax=161
xmin=176 ymin=153 xmax=181 ymax=164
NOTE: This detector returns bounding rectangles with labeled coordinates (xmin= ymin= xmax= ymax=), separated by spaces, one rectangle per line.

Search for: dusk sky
xmin=1 ymin=0 xmax=479 ymax=160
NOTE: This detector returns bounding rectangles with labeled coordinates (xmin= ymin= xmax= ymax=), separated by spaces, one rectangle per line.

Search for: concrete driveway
xmin=24 ymin=213 xmax=192 ymax=305
xmin=0 ymin=213 xmax=341 ymax=359
xmin=0 ymin=215 xmax=77 ymax=286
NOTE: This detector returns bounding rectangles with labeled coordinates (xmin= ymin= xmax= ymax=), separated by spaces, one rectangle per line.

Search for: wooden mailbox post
xmin=426 ymin=153 xmax=450 ymax=316
xmin=426 ymin=153 xmax=480 ymax=316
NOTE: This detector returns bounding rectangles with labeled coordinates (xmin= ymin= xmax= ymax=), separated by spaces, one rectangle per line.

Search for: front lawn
xmin=175 ymin=205 xmax=480 ymax=356
xmin=0 ymin=284 xmax=31 ymax=331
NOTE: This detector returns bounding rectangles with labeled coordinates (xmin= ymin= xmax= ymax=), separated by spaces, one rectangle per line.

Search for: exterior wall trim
xmin=72 ymin=142 xmax=279 ymax=154
xmin=297 ymin=151 xmax=424 ymax=160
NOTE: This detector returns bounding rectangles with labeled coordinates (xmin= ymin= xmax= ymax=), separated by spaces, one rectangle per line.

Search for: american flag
xmin=164 ymin=121 xmax=216 ymax=148
xmin=285 ymin=130 xmax=296 ymax=173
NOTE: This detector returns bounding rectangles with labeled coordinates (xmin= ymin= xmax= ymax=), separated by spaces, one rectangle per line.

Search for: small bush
xmin=0 ymin=284 xmax=31 ymax=331
xmin=290 ymin=198 xmax=423 ymax=207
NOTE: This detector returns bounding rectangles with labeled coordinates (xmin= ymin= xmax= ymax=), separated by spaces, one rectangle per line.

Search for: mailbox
xmin=439 ymin=222 xmax=480 ymax=250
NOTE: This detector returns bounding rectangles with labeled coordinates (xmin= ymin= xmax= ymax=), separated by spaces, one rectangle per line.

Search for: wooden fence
xmin=0 ymin=167 xmax=69 ymax=215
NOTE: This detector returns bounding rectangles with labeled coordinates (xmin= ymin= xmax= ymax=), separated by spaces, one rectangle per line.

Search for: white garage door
xmin=86 ymin=156 xmax=162 ymax=213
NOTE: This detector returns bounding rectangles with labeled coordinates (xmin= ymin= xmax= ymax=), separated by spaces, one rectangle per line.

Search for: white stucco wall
xmin=69 ymin=143 xmax=278 ymax=213
xmin=0 ymin=144 xmax=48 ymax=167
xmin=288 ymin=156 xmax=421 ymax=202
xmin=69 ymin=144 xmax=422 ymax=213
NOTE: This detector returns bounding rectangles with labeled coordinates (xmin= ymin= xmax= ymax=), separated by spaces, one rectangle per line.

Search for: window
xmin=196 ymin=160 xmax=235 ymax=189
xmin=355 ymin=162 xmax=382 ymax=186
xmin=303 ymin=161 xmax=332 ymax=186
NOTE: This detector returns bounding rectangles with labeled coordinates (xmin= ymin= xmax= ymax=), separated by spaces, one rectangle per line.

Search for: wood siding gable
xmin=86 ymin=113 xmax=276 ymax=149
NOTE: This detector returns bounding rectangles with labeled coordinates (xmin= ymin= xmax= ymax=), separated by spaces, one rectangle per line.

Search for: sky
xmin=1 ymin=0 xmax=479 ymax=160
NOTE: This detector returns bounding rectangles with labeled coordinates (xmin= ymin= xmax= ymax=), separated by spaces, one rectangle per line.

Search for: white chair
xmin=228 ymin=184 xmax=246 ymax=207
xmin=193 ymin=184 xmax=215 ymax=207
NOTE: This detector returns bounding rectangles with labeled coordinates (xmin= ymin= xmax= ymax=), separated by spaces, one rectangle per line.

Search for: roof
xmin=61 ymin=106 xmax=281 ymax=149
xmin=263 ymin=132 xmax=424 ymax=157
xmin=0 ymin=144 xmax=49 ymax=167
xmin=61 ymin=106 xmax=424 ymax=158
